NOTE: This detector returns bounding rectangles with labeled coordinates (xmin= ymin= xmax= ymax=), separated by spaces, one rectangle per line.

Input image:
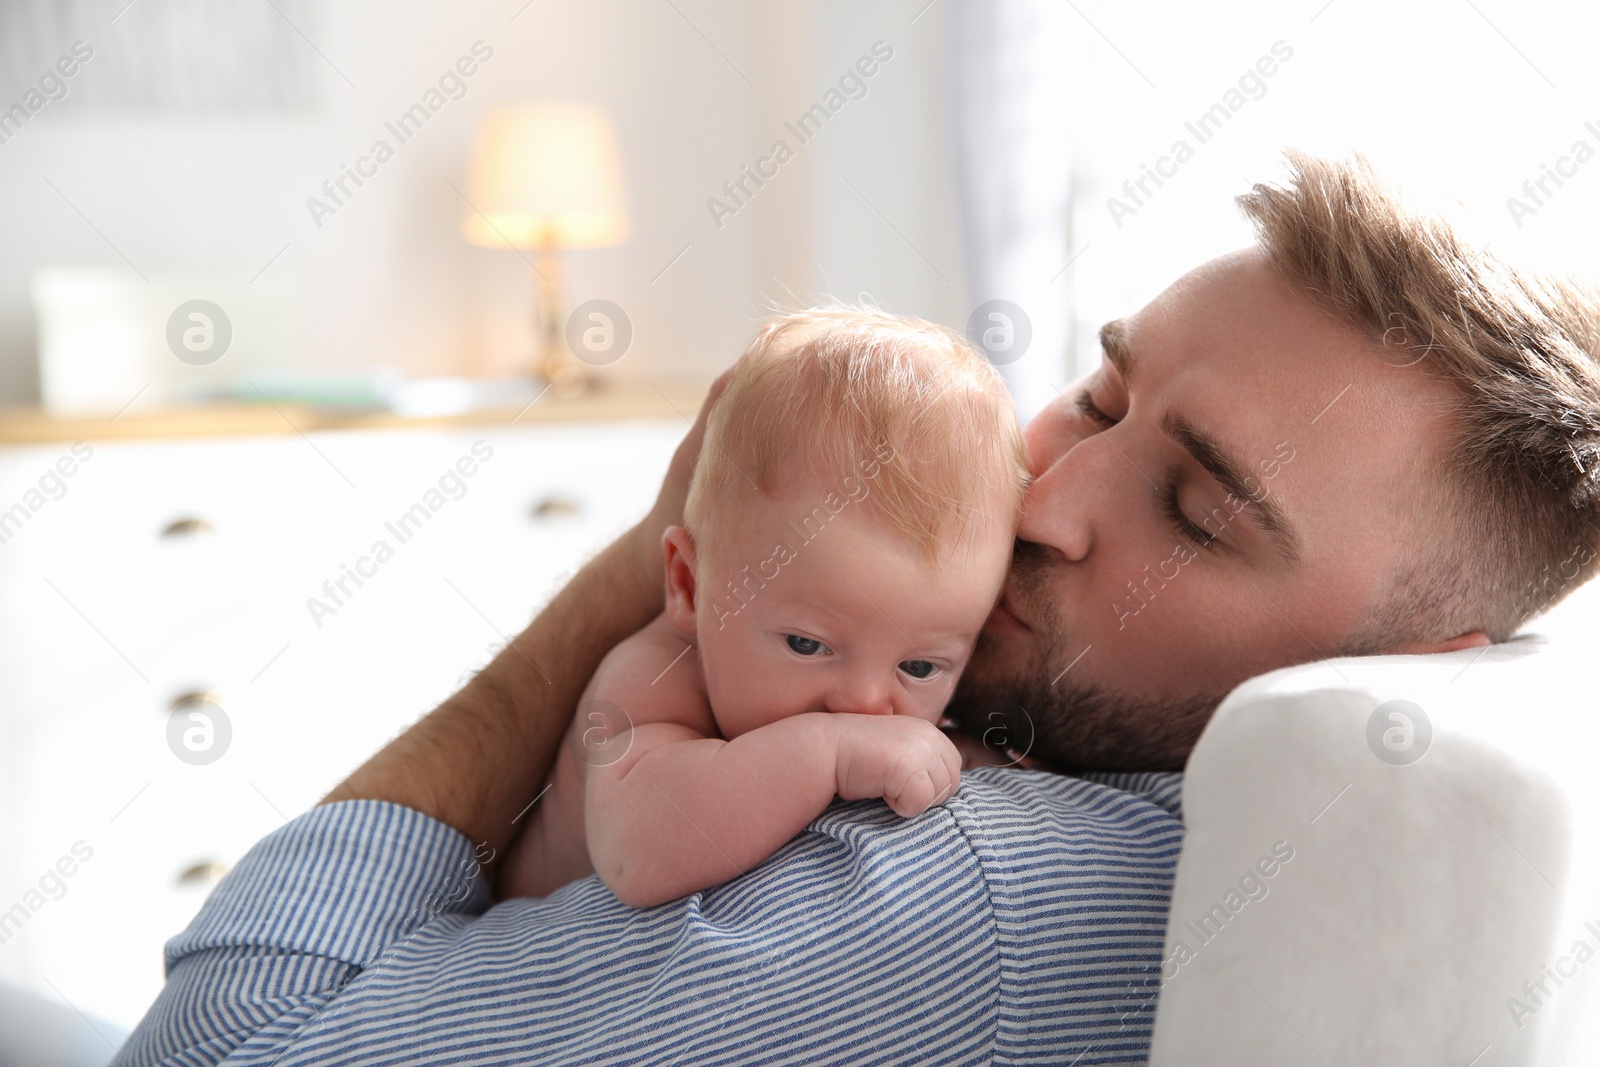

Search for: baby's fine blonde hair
xmin=684 ymin=305 xmax=1030 ymax=564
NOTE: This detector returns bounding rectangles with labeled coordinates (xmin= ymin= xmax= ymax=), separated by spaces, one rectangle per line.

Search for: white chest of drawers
xmin=0 ymin=416 xmax=684 ymax=1031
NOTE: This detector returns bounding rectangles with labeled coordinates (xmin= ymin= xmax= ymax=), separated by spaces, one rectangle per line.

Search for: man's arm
xmin=125 ymin=785 xmax=1011 ymax=1067
xmin=321 ymin=372 xmax=729 ymax=875
xmin=125 ymin=769 xmax=1182 ymax=1067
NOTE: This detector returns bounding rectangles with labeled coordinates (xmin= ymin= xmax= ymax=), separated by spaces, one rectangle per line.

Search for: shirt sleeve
xmin=119 ymin=799 xmax=492 ymax=1066
xmin=119 ymin=795 xmax=1004 ymax=1067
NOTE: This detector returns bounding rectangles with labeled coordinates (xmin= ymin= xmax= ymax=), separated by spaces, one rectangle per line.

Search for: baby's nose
xmin=827 ymin=683 xmax=894 ymax=716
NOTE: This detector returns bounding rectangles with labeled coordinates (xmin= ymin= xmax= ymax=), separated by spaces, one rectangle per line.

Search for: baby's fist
xmin=834 ymin=715 xmax=962 ymax=818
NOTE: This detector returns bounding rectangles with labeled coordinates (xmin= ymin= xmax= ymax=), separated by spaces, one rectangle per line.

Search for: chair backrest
xmin=0 ymin=980 xmax=126 ymax=1066
xmin=1148 ymin=632 xmax=1600 ymax=1066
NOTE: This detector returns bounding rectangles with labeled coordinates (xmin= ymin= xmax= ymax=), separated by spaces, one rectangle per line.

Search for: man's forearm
xmin=321 ymin=530 xmax=660 ymax=868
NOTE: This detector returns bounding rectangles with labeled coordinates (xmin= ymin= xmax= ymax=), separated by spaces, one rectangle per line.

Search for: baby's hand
xmin=834 ymin=715 xmax=962 ymax=818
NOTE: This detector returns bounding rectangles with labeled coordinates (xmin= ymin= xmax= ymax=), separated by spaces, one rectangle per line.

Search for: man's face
xmin=948 ymin=248 xmax=1466 ymax=770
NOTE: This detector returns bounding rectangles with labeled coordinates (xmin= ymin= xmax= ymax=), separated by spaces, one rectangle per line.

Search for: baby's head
xmin=664 ymin=306 xmax=1029 ymax=739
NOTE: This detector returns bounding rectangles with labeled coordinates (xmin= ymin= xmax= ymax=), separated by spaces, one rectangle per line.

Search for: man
xmin=122 ymin=153 xmax=1600 ymax=1065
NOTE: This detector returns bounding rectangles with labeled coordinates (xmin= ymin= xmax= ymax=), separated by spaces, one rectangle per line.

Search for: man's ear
xmin=662 ymin=526 xmax=699 ymax=639
xmin=1391 ymin=630 xmax=1492 ymax=655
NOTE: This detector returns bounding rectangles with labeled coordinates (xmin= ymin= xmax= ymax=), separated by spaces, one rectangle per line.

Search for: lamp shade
xmin=462 ymin=102 xmax=629 ymax=249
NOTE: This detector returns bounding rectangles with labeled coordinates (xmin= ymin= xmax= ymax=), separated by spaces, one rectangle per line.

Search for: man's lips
xmin=988 ymin=590 xmax=1031 ymax=633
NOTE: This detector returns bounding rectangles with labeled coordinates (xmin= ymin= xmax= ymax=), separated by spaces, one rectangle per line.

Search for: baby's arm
xmin=588 ymin=656 xmax=960 ymax=907
xmin=496 ymin=619 xmax=693 ymax=901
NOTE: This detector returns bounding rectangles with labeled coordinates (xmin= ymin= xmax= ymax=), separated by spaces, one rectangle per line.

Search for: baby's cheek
xmin=705 ymin=665 xmax=805 ymax=739
xmin=697 ymin=621 xmax=765 ymax=737
xmin=898 ymin=679 xmax=955 ymax=724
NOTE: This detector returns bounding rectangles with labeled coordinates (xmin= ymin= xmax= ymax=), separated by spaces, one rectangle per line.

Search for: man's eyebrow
xmin=1099 ymin=319 xmax=1133 ymax=384
xmin=1096 ymin=317 xmax=1299 ymax=562
xmin=1159 ymin=410 xmax=1303 ymax=565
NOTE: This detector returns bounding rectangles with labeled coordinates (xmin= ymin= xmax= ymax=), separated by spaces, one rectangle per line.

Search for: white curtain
xmin=0 ymin=0 xmax=320 ymax=111
xmin=947 ymin=0 xmax=1079 ymax=422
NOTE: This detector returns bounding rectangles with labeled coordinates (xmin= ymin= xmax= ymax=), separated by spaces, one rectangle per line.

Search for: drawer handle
xmin=168 ymin=690 xmax=219 ymax=713
xmin=175 ymin=859 xmax=231 ymax=888
xmin=530 ymin=496 xmax=582 ymax=521
xmin=160 ymin=516 xmax=217 ymax=539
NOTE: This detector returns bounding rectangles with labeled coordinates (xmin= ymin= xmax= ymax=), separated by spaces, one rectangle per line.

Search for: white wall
xmin=1044 ymin=1 xmax=1600 ymax=388
xmin=805 ymin=1 xmax=966 ymax=324
xmin=0 ymin=0 xmax=964 ymax=407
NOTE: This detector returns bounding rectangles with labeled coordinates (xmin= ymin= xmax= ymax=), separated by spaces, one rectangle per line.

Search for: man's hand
xmin=834 ymin=716 xmax=962 ymax=818
xmin=622 ymin=367 xmax=736 ymax=613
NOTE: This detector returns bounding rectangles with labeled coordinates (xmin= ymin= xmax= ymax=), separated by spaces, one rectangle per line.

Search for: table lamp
xmin=462 ymin=102 xmax=629 ymax=392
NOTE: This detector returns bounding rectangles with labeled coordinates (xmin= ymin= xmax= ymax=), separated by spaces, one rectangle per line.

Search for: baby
xmin=500 ymin=306 xmax=1029 ymax=907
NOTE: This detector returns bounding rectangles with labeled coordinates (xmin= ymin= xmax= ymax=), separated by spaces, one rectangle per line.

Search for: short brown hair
xmin=1238 ymin=150 xmax=1600 ymax=644
xmin=686 ymin=306 xmax=1029 ymax=565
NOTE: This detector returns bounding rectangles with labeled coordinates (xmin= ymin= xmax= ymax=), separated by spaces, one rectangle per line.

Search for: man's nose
xmin=1019 ymin=430 xmax=1125 ymax=563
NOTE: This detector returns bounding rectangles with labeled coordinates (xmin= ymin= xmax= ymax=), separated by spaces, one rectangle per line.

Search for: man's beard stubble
xmin=945 ymin=540 xmax=1227 ymax=773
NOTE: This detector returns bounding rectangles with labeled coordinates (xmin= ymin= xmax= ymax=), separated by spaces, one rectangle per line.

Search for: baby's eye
xmin=786 ymin=634 xmax=825 ymax=656
xmin=898 ymin=659 xmax=938 ymax=680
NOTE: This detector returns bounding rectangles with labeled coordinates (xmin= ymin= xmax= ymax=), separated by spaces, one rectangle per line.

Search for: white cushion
xmin=1149 ymin=608 xmax=1600 ymax=1065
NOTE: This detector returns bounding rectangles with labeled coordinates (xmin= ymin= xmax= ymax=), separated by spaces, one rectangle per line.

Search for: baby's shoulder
xmin=591 ymin=614 xmax=713 ymax=733
xmin=600 ymin=614 xmax=697 ymax=677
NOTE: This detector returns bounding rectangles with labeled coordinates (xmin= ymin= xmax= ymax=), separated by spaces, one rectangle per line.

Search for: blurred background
xmin=1 ymin=0 xmax=1599 ymax=1059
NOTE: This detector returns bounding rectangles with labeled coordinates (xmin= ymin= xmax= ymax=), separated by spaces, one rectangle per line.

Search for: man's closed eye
xmin=1075 ymin=390 xmax=1118 ymax=428
xmin=1075 ymin=389 xmax=1219 ymax=549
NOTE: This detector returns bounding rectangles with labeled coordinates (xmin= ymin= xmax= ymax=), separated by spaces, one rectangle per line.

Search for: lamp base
xmin=534 ymin=247 xmax=589 ymax=398
xmin=538 ymin=347 xmax=588 ymax=399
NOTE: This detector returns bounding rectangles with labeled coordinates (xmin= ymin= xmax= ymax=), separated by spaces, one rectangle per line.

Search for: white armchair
xmin=1150 ymin=629 xmax=1600 ymax=1065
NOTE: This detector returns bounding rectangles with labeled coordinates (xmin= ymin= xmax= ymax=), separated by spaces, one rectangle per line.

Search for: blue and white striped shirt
xmin=122 ymin=767 xmax=1183 ymax=1066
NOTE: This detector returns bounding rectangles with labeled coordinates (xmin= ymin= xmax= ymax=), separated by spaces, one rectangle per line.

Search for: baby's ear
xmin=661 ymin=526 xmax=699 ymax=638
